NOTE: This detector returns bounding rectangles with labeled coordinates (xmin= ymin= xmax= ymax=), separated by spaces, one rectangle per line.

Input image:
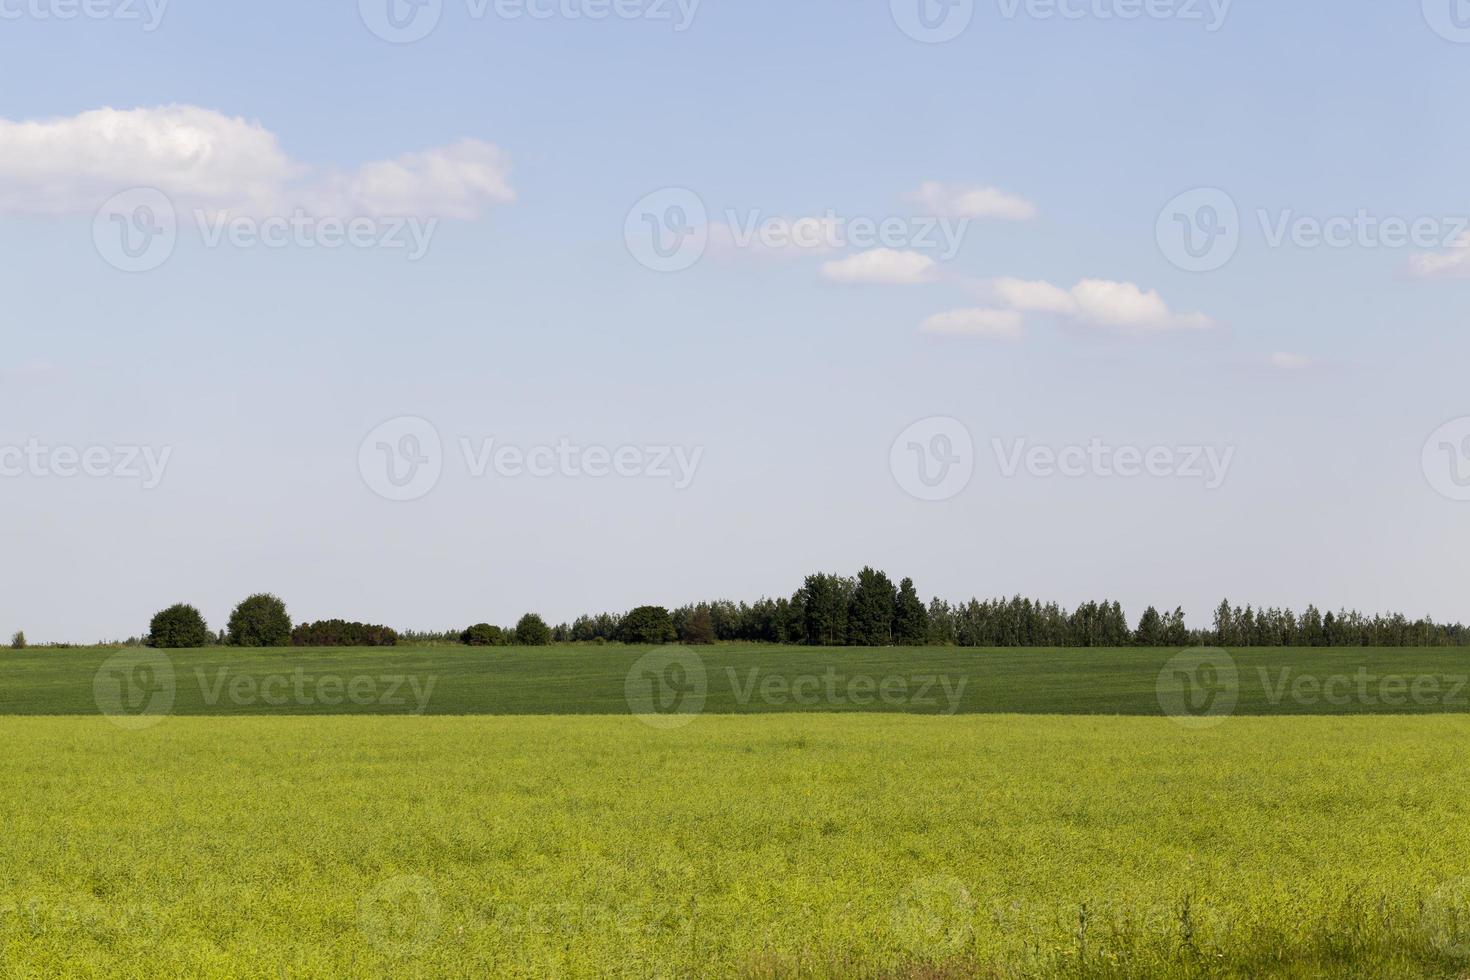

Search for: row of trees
xmin=40 ymin=574 xmax=1470 ymax=650
xmin=147 ymin=595 xmax=398 ymax=649
xmin=533 ymin=573 xmax=1470 ymax=649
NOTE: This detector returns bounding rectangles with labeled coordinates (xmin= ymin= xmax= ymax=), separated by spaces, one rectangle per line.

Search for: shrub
xmin=291 ymin=620 xmax=398 ymax=647
xmin=514 ymin=613 xmax=551 ymax=646
xmin=619 ymin=605 xmax=677 ymax=644
xmin=148 ymin=603 xmax=211 ymax=649
xmin=227 ymin=593 xmax=292 ymax=647
xmin=9 ymin=631 xmax=24 ymax=650
xmin=461 ymin=623 xmax=506 ymax=647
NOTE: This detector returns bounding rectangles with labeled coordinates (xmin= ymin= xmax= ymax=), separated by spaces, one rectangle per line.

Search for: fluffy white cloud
xmin=820 ymin=248 xmax=937 ymax=284
xmin=919 ymin=308 xmax=1023 ymax=340
xmin=991 ymin=277 xmax=1077 ymax=314
xmin=905 ymin=181 xmax=1036 ymax=221
xmin=985 ymin=277 xmax=1211 ymax=334
xmin=0 ymin=105 xmax=514 ymax=218
xmin=1408 ymin=232 xmax=1470 ymax=279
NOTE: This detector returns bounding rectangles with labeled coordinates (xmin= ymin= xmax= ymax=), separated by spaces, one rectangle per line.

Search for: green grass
xmin=8 ymin=647 xmax=1470 ymax=976
xmin=4 ymin=714 xmax=1470 ymax=977
xmin=2 ymin=643 xmax=1469 ymax=717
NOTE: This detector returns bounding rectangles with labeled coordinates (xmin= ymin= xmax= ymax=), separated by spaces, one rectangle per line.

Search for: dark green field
xmin=3 ymin=643 xmax=1469 ymax=717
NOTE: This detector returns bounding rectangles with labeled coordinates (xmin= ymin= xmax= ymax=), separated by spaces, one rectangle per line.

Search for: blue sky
xmin=3 ymin=0 xmax=1470 ymax=641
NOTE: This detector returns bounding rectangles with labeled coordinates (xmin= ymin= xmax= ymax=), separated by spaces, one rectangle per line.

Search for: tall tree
xmin=847 ymin=567 xmax=897 ymax=646
xmin=892 ymin=577 xmax=929 ymax=645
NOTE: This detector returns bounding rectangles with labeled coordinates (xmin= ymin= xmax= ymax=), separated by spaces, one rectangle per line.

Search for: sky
xmin=2 ymin=0 xmax=1470 ymax=642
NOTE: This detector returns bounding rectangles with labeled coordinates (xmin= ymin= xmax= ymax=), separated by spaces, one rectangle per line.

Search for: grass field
xmin=4 ymin=714 xmax=1470 ymax=977
xmin=3 ymin=643 xmax=1470 ymax=717
xmin=6 ymin=645 xmax=1470 ymax=977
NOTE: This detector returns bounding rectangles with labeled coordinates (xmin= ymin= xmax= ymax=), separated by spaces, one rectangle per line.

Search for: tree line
xmin=11 ymin=570 xmax=1468 ymax=649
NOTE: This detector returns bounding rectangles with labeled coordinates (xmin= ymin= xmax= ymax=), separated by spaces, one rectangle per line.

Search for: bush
xmin=514 ymin=613 xmax=551 ymax=646
xmin=619 ymin=605 xmax=677 ymax=644
xmin=9 ymin=631 xmax=24 ymax=650
xmin=227 ymin=593 xmax=292 ymax=647
xmin=461 ymin=623 xmax=506 ymax=646
xmin=148 ymin=603 xmax=211 ymax=648
xmin=291 ymin=620 xmax=398 ymax=647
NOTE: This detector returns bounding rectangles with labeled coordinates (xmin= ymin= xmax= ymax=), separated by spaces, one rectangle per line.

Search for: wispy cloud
xmin=984 ymin=276 xmax=1211 ymax=334
xmin=904 ymin=181 xmax=1036 ymax=221
xmin=820 ymin=248 xmax=937 ymax=284
xmin=0 ymin=105 xmax=514 ymax=218
xmin=919 ymin=308 xmax=1023 ymax=340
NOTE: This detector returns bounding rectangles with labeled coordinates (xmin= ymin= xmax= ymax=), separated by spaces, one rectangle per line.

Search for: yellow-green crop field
xmin=5 ymin=714 xmax=1470 ymax=978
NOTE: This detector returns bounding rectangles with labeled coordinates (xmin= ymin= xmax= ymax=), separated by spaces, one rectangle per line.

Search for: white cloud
xmin=1268 ymin=352 xmax=1313 ymax=370
xmin=0 ymin=105 xmax=513 ymax=219
xmin=985 ymin=277 xmax=1211 ymax=334
xmin=919 ymin=308 xmax=1023 ymax=340
xmin=1408 ymin=232 xmax=1470 ymax=279
xmin=1069 ymin=279 xmax=1211 ymax=332
xmin=991 ymin=277 xmax=1077 ymax=314
xmin=905 ymin=181 xmax=1036 ymax=221
xmin=820 ymin=248 xmax=937 ymax=284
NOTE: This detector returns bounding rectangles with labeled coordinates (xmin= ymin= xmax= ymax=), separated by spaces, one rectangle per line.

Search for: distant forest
xmin=404 ymin=567 xmax=1470 ymax=649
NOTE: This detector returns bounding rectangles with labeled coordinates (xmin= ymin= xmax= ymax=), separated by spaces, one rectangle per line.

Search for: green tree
xmin=148 ymin=603 xmax=211 ymax=649
xmin=9 ymin=631 xmax=25 ymax=650
xmin=461 ymin=623 xmax=505 ymax=646
xmin=1213 ymin=599 xmax=1234 ymax=646
xmin=799 ymin=573 xmax=852 ymax=646
xmin=618 ymin=606 xmax=677 ymax=644
xmin=1134 ymin=606 xmax=1163 ymax=646
xmin=892 ymin=577 xmax=929 ymax=645
xmin=680 ymin=605 xmax=715 ymax=645
xmin=847 ymin=567 xmax=897 ymax=646
xmin=227 ymin=593 xmax=292 ymax=647
xmin=514 ymin=613 xmax=551 ymax=646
